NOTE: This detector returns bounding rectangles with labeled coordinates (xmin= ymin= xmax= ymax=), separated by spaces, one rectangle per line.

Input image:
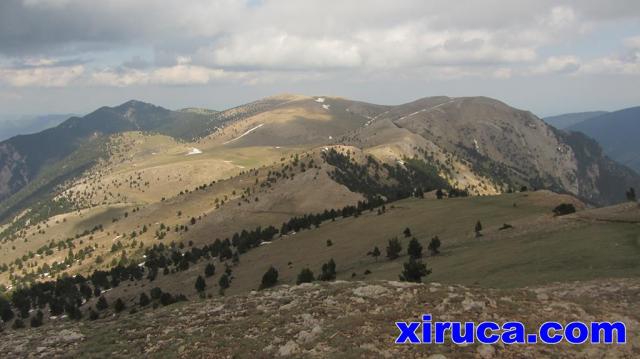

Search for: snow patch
xmin=473 ymin=139 xmax=480 ymax=152
xmin=315 ymin=97 xmax=325 ymax=103
xmin=322 ymin=104 xmax=330 ymax=110
xmin=186 ymin=148 xmax=202 ymax=155
xmin=223 ymin=123 xmax=264 ymax=144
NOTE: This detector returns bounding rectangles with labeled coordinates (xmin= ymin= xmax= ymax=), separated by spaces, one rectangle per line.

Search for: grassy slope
xmin=111 ymin=190 xmax=639 ymax=304
xmin=222 ymin=191 xmax=637 ymax=294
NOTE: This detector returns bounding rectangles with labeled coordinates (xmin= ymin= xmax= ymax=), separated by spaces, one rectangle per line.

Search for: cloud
xmin=90 ymin=58 xmax=245 ymax=86
xmin=1 ymin=0 xmax=639 ymax=89
xmin=200 ymin=30 xmax=363 ymax=70
xmin=531 ymin=56 xmax=581 ymax=75
xmin=0 ymin=64 xmax=84 ymax=87
xmin=578 ymin=35 xmax=640 ymax=75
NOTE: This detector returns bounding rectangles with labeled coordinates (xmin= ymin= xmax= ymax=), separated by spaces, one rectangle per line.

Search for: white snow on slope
xmin=315 ymin=97 xmax=325 ymax=103
xmin=186 ymin=148 xmax=203 ymax=155
xmin=223 ymin=123 xmax=264 ymax=144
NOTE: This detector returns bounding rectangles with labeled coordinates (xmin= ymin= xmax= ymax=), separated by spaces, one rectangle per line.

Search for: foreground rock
xmin=1 ymin=279 xmax=639 ymax=358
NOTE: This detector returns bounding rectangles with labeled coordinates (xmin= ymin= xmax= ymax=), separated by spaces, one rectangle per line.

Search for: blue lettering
xmin=395 ymin=322 xmax=421 ymax=344
xmin=476 ymin=322 xmax=500 ymax=344
xmin=501 ymin=322 xmax=526 ymax=344
xmin=539 ymin=322 xmax=563 ymax=344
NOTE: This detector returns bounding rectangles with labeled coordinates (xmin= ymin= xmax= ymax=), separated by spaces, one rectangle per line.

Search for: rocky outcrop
xmin=2 ymin=279 xmax=638 ymax=358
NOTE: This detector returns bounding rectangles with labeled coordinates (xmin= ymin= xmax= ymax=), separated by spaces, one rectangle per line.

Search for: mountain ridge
xmin=567 ymin=106 xmax=640 ymax=173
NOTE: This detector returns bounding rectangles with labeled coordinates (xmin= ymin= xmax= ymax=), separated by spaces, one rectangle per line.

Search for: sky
xmin=0 ymin=0 xmax=639 ymax=118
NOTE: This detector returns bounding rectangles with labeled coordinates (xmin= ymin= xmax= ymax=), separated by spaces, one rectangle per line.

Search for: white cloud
xmin=0 ymin=64 xmax=84 ymax=87
xmin=202 ymin=30 xmax=363 ymax=70
xmin=531 ymin=56 xmax=581 ymax=75
xmin=91 ymin=59 xmax=244 ymax=87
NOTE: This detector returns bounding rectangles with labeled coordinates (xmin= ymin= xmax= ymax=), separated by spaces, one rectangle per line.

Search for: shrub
xmin=114 ymin=298 xmax=126 ymax=313
xmin=139 ymin=293 xmax=150 ymax=307
xmin=553 ymin=203 xmax=576 ymax=216
xmin=205 ymin=263 xmax=215 ymax=277
xmin=96 ymin=296 xmax=108 ymax=311
xmin=427 ymin=236 xmax=441 ymax=255
xmin=319 ymin=259 xmax=337 ymax=281
xmin=296 ymin=268 xmax=315 ymax=284
xmin=386 ymin=238 xmax=402 ymax=260
xmin=259 ymin=266 xmax=279 ymax=290
xmin=195 ymin=275 xmax=206 ymax=293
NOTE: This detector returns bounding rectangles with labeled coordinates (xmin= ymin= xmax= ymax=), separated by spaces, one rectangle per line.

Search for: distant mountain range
xmin=0 ymin=95 xmax=638 ymax=228
xmin=566 ymin=107 xmax=640 ymax=173
xmin=0 ymin=101 xmax=218 ymax=218
xmin=0 ymin=114 xmax=76 ymax=141
xmin=544 ymin=111 xmax=608 ymax=129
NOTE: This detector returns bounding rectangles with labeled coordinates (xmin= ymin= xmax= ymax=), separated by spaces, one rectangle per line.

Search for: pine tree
xmin=96 ymin=295 xmax=108 ymax=311
xmin=436 ymin=189 xmax=444 ymax=199
xmin=296 ymin=268 xmax=315 ymax=284
xmin=403 ymin=227 xmax=412 ymax=238
xmin=475 ymin=221 xmax=483 ymax=237
xmin=195 ymin=275 xmax=206 ymax=293
xmin=259 ymin=266 xmax=279 ymax=290
xmin=12 ymin=318 xmax=25 ymax=329
xmin=319 ymin=259 xmax=337 ymax=281
xmin=386 ymin=238 xmax=402 ymax=260
xmin=399 ymin=258 xmax=431 ymax=283
xmin=428 ymin=236 xmax=441 ymax=255
xmin=218 ymin=273 xmax=230 ymax=293
xmin=114 ymin=298 xmax=126 ymax=313
xmin=407 ymin=238 xmax=423 ymax=259
xmin=0 ymin=295 xmax=14 ymax=322
xmin=139 ymin=292 xmax=150 ymax=307
xmin=30 ymin=310 xmax=44 ymax=328
xmin=205 ymin=263 xmax=216 ymax=277
xmin=627 ymin=187 xmax=637 ymax=202
xmin=371 ymin=246 xmax=381 ymax=261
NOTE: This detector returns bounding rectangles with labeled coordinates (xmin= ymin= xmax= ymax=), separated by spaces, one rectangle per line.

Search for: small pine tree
xmin=403 ymin=227 xmax=412 ymax=238
xmin=326 ymin=239 xmax=333 ymax=247
xmin=96 ymin=295 xmax=108 ymax=311
xmin=296 ymin=268 xmax=315 ymax=284
xmin=218 ymin=273 xmax=230 ymax=292
xmin=12 ymin=318 xmax=25 ymax=329
xmin=386 ymin=238 xmax=402 ymax=260
xmin=139 ymin=292 xmax=150 ymax=307
xmin=89 ymin=309 xmax=99 ymax=321
xmin=436 ymin=189 xmax=444 ymax=199
xmin=30 ymin=310 xmax=43 ymax=328
xmin=428 ymin=236 xmax=441 ymax=255
xmin=114 ymin=298 xmax=126 ymax=313
xmin=627 ymin=187 xmax=637 ymax=202
xmin=0 ymin=296 xmax=14 ymax=322
xmin=475 ymin=221 xmax=483 ymax=237
xmin=371 ymin=246 xmax=381 ymax=261
xmin=195 ymin=275 xmax=206 ymax=293
xmin=259 ymin=266 xmax=279 ymax=290
xmin=205 ymin=263 xmax=216 ymax=277
xmin=319 ymin=259 xmax=337 ymax=281
xmin=399 ymin=258 xmax=431 ymax=283
xmin=407 ymin=238 xmax=423 ymax=259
